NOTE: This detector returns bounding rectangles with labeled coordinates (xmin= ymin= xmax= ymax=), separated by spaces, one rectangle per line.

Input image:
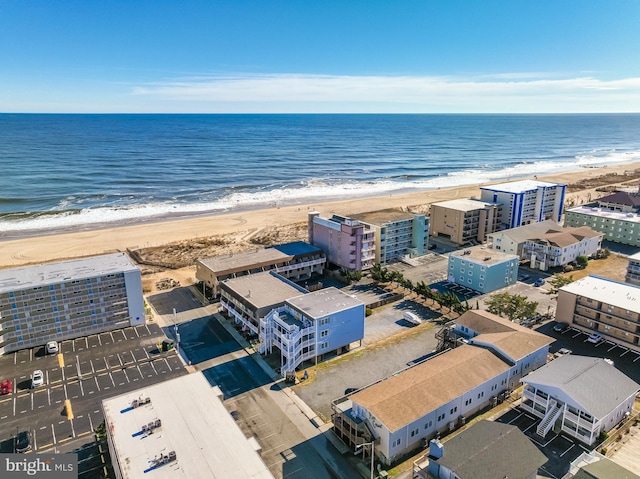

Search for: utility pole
xmin=355 ymin=441 xmax=375 ymax=479
xmin=173 ymin=308 xmax=180 ymax=351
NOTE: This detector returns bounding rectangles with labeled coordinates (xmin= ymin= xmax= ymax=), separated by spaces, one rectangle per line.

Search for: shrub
xmin=365 ymin=308 xmax=373 ymax=317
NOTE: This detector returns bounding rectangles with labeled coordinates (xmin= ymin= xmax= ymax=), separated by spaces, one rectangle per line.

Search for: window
xmin=437 ymin=414 xmax=445 ymax=422
xmin=477 ymin=392 xmax=484 ymax=399
xmin=319 ymin=317 xmax=331 ymax=326
xmin=450 ymin=407 xmax=457 ymax=414
xmin=320 ymin=330 xmax=329 ymax=338
xmin=392 ymin=438 xmax=402 ymax=447
xmin=424 ymin=420 xmax=433 ymax=430
xmin=410 ymin=428 xmax=419 ymax=437
xmin=465 ymin=398 xmax=472 ymax=406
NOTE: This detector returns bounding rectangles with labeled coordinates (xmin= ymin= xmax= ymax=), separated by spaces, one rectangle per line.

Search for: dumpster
xmin=161 ymin=339 xmax=175 ymax=352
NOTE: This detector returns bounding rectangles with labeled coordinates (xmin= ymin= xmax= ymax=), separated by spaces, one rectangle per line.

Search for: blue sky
xmin=1 ymin=1 xmax=640 ymax=113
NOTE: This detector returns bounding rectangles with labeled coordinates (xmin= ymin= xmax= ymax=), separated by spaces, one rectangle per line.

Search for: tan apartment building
xmin=557 ymin=275 xmax=640 ymax=353
xmin=430 ymin=198 xmax=501 ymax=245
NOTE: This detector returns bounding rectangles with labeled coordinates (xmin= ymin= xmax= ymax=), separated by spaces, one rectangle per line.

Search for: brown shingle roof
xmin=350 ymin=345 xmax=510 ymax=432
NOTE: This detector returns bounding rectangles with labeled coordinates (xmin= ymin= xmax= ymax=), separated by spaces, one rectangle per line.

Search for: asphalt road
xmin=0 ymin=323 xmax=186 ymax=473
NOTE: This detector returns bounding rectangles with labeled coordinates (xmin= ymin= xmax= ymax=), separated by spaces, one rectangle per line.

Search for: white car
xmin=403 ymin=312 xmax=422 ymax=325
xmin=45 ymin=341 xmax=59 ymax=354
xmin=587 ymin=333 xmax=604 ymax=344
xmin=31 ymin=370 xmax=44 ymax=388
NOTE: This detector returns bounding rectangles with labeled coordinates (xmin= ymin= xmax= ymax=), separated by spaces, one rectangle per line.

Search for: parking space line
xmin=85 ymin=337 xmax=89 ymax=349
xmin=109 ymin=372 xmax=115 ymax=388
xmin=104 ymin=357 xmax=110 ymax=371
xmin=98 ymin=334 xmax=102 ymax=346
xmin=94 ymin=376 xmax=100 ymax=391
xmin=122 ymin=368 xmax=130 ymax=383
xmin=110 ymin=331 xmax=115 ymax=343
xmin=31 ymin=392 xmax=34 ymax=411
xmin=634 ymin=355 xmax=640 ymax=363
xmin=134 ymin=328 xmax=140 ymax=338
xmin=51 ymin=424 xmax=57 ymax=445
xmin=48 ymin=388 xmax=51 ymax=406
xmin=150 ymin=361 xmax=158 ymax=375
xmin=117 ymin=353 xmax=123 ymax=367
xmin=79 ymin=379 xmax=85 ymax=396
xmin=137 ymin=365 xmax=143 ymax=378
xmin=88 ymin=412 xmax=94 ymax=432
xmin=70 ymin=418 xmax=76 ymax=437
xmin=621 ymin=350 xmax=630 ymax=357
xmin=607 ymin=344 xmax=618 ymax=352
xmin=164 ymin=358 xmax=172 ymax=372
xmin=145 ymin=324 xmax=152 ymax=336
xmin=14 ymin=352 xmax=17 ymax=365
xmin=144 ymin=349 xmax=150 ymax=360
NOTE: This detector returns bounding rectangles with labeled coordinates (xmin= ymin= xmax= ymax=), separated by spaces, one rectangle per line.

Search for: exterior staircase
xmin=537 ymin=399 xmax=562 ymax=437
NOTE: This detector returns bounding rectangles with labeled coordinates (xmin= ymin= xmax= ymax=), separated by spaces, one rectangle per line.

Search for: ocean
xmin=1 ymin=113 xmax=640 ymax=237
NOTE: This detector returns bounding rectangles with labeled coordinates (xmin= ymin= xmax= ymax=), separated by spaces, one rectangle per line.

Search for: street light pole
xmin=173 ymin=308 xmax=180 ymax=351
xmin=355 ymin=441 xmax=375 ymax=479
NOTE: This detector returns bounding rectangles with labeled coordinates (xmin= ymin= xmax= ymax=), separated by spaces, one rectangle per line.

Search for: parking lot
xmin=496 ymin=407 xmax=590 ymax=479
xmin=0 ymin=323 xmax=186 ymax=461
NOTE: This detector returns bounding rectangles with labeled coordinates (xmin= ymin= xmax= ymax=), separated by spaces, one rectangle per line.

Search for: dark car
xmin=534 ymin=278 xmax=545 ymax=287
xmin=15 ymin=430 xmax=32 ymax=453
xmin=553 ymin=322 xmax=570 ymax=333
xmin=344 ymin=388 xmax=358 ymax=395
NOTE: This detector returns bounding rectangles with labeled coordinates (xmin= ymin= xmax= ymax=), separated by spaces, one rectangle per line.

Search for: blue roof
xmin=270 ymin=241 xmax=321 ymax=257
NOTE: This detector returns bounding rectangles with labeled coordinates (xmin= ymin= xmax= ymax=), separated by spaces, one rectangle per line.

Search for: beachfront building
xmin=220 ymin=271 xmax=364 ymax=374
xmin=521 ymin=355 xmax=639 ymax=445
xmin=595 ymin=190 xmax=640 ymax=213
xmin=413 ymin=420 xmax=547 ymax=479
xmin=625 ymin=251 xmax=640 ymax=286
xmin=307 ymin=213 xmax=375 ymax=271
xmin=522 ymin=226 xmax=603 ymax=271
xmin=429 ymin=198 xmax=502 ymax=245
xmin=480 ymin=180 xmax=567 ymax=229
xmin=556 ymin=275 xmax=640 ymax=353
xmin=196 ymin=241 xmax=325 ymax=297
xmin=564 ymin=205 xmax=640 ymax=247
xmin=447 ymin=246 xmax=519 ymax=294
xmin=0 ymin=253 xmax=145 ymax=355
xmin=487 ymin=219 xmax=563 ymax=257
xmin=103 ymin=372 xmax=274 ymax=479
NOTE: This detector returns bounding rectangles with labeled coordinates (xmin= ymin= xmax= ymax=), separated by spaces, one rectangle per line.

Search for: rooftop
xmin=350 ymin=208 xmax=417 ymax=226
xmin=286 ymin=287 xmax=364 ymax=318
xmin=566 ymin=205 xmax=640 ymax=223
xmin=102 ymin=372 xmax=274 ymax=479
xmin=0 ymin=252 xmax=138 ymax=292
xmin=270 ymin=241 xmax=322 ymax=258
xmin=480 ymin=179 xmax=565 ymax=194
xmin=560 ymin=275 xmax=640 ymax=313
xmin=349 ymin=345 xmax=510 ymax=432
xmin=528 ymin=225 xmax=603 ymax=248
xmin=450 ymin=245 xmax=518 ymax=265
xmin=432 ymin=420 xmax=547 ymax=479
xmin=488 ymin=219 xmax=563 ymax=244
xmin=522 ymin=355 xmax=639 ymax=419
xmin=198 ymin=248 xmax=292 ymax=275
xmin=221 ymin=271 xmax=307 ymax=310
xmin=431 ymin=198 xmax=497 ymax=211
xmin=597 ymin=191 xmax=640 ymax=208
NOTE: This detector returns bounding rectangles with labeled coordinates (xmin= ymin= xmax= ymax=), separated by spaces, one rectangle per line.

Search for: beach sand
xmin=2 ymin=161 xmax=640 ymax=271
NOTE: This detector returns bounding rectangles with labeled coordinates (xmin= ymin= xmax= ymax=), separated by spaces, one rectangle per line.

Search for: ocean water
xmin=1 ymin=113 xmax=640 ymax=236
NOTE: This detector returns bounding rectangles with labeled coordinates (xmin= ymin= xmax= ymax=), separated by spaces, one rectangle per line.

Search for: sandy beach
xmin=2 ymin=161 xmax=640 ymax=271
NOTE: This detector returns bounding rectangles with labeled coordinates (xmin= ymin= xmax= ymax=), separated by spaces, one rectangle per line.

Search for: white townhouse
xmin=454 ymin=310 xmax=553 ymax=389
xmin=521 ymin=355 xmax=639 ymax=445
xmin=487 ymin=219 xmax=563 ymax=257
xmin=522 ymin=226 xmax=603 ymax=271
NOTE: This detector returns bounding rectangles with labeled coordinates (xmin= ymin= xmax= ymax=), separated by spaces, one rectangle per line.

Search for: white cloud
xmin=130 ymin=73 xmax=640 ymax=113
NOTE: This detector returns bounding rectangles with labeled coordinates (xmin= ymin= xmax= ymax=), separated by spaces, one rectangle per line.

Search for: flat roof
xmin=350 ymin=209 xmax=416 ymax=226
xmin=560 ymin=275 xmax=640 ymax=313
xmin=350 ymin=345 xmax=510 ymax=432
xmin=431 ymin=198 xmax=497 ymax=211
xmin=567 ymin=206 xmax=640 ymax=223
xmin=102 ymin=372 xmax=274 ymax=479
xmin=221 ymin=271 xmax=306 ymax=310
xmin=286 ymin=287 xmax=364 ymax=318
xmin=0 ymin=252 xmax=138 ymax=292
xmin=198 ymin=248 xmax=292 ymax=275
xmin=451 ymin=245 xmax=518 ymax=265
xmin=481 ymin=179 xmax=565 ymax=193
xmin=522 ymin=355 xmax=639 ymax=419
xmin=271 ymin=241 xmax=322 ymax=257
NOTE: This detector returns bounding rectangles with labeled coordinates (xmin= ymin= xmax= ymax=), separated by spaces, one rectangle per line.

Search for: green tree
xmin=576 ymin=255 xmax=589 ymax=269
xmin=546 ymin=273 xmax=575 ymax=294
xmin=485 ymin=292 xmax=538 ymax=323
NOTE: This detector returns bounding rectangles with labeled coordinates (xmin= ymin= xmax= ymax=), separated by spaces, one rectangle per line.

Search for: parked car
xmin=45 ymin=341 xmax=59 ymax=354
xmin=587 ymin=333 xmax=604 ymax=344
xmin=15 ymin=430 xmax=32 ymax=453
xmin=553 ymin=322 xmax=570 ymax=333
xmin=31 ymin=370 xmax=44 ymax=388
xmin=534 ymin=278 xmax=545 ymax=287
xmin=403 ymin=311 xmax=422 ymax=325
xmin=556 ymin=348 xmax=572 ymax=356
xmin=344 ymin=388 xmax=358 ymax=395
xmin=518 ymin=274 xmax=530 ymax=281
xmin=0 ymin=379 xmax=12 ymax=395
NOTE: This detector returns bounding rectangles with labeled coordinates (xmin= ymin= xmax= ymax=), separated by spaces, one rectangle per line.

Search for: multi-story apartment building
xmin=557 ymin=275 xmax=640 ymax=352
xmin=196 ymin=241 xmax=325 ymax=297
xmin=429 ymin=198 xmax=502 ymax=245
xmin=309 ymin=210 xmax=429 ymax=269
xmin=333 ymin=310 xmax=551 ymax=466
xmin=625 ymin=252 xmax=640 ymax=287
xmin=307 ymin=213 xmax=375 ymax=271
xmin=349 ymin=209 xmax=430 ymax=266
xmin=260 ymin=287 xmax=364 ymax=374
xmin=564 ymin=206 xmax=640 ymax=247
xmin=521 ymin=356 xmax=638 ymax=445
xmin=522 ymin=226 xmax=603 ymax=271
xmin=487 ymin=219 xmax=563 ymax=257
xmin=447 ymin=246 xmax=518 ymax=294
xmin=480 ymin=180 xmax=566 ymax=229
xmin=0 ymin=253 xmax=145 ymax=355
xmin=220 ymin=271 xmax=364 ymax=375
xmin=595 ymin=191 xmax=640 ymax=213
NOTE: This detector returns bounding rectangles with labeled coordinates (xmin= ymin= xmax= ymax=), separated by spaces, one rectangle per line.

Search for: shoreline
xmin=1 ymin=161 xmax=639 ymax=269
